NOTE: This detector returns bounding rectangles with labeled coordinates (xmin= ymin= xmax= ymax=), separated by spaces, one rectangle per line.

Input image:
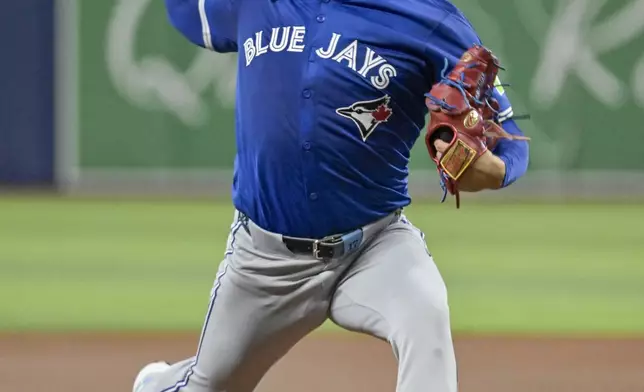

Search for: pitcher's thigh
xmin=330 ymin=221 xmax=457 ymax=392
xmin=149 ymin=260 xmax=325 ymax=392
xmin=150 ymin=234 xmax=328 ymax=392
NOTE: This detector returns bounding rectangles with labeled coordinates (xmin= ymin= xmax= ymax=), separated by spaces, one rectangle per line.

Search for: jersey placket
xmin=299 ymin=0 xmax=331 ymax=215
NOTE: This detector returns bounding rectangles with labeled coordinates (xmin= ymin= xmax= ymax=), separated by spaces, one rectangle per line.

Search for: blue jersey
xmin=166 ymin=0 xmax=529 ymax=238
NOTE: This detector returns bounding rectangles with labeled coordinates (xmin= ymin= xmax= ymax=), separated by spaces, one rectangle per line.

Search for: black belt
xmin=282 ymin=228 xmax=364 ymax=260
xmin=237 ymin=210 xmax=377 ymax=260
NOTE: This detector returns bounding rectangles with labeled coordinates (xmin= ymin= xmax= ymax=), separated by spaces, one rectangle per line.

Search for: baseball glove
xmin=424 ymin=44 xmax=529 ymax=208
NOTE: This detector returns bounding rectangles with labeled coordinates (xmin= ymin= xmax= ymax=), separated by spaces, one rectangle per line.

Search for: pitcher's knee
xmin=389 ymin=292 xmax=452 ymax=352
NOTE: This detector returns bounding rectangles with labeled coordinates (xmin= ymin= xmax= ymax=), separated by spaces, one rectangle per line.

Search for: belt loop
xmin=237 ymin=211 xmax=251 ymax=235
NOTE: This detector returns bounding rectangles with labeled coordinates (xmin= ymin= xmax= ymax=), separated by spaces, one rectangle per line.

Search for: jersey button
xmin=302 ymin=89 xmax=312 ymax=99
xmin=316 ymin=14 xmax=326 ymax=23
xmin=309 ymin=192 xmax=318 ymax=201
xmin=302 ymin=141 xmax=311 ymax=150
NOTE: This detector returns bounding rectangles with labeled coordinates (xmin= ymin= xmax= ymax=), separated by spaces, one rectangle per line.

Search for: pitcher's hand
xmin=434 ymin=140 xmax=505 ymax=192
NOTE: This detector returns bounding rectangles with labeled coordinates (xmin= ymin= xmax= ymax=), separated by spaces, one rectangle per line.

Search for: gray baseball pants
xmin=141 ymin=209 xmax=457 ymax=392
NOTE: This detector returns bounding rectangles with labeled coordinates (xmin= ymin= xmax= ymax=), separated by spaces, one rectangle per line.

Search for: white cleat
xmin=132 ymin=361 xmax=170 ymax=392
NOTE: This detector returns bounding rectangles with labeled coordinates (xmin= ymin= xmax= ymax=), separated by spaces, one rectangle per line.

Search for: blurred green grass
xmin=1 ymin=197 xmax=643 ymax=335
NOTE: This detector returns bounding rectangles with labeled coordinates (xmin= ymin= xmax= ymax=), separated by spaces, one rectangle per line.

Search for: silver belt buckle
xmin=312 ymin=239 xmax=323 ymax=260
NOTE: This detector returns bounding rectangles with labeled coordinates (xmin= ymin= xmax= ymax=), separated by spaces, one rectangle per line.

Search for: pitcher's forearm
xmin=459 ymin=151 xmax=506 ymax=192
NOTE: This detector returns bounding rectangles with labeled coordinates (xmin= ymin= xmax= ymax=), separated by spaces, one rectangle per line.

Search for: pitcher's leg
xmin=139 ymin=218 xmax=332 ymax=392
xmin=330 ymin=218 xmax=457 ymax=392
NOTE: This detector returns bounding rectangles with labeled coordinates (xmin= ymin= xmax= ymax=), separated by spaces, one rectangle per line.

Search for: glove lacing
xmin=424 ymin=58 xmax=486 ymax=113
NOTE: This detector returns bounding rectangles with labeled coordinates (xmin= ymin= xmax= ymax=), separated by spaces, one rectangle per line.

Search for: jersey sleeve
xmin=491 ymin=76 xmax=513 ymax=122
xmin=165 ymin=0 xmax=238 ymax=53
xmin=424 ymin=10 xmax=513 ymax=122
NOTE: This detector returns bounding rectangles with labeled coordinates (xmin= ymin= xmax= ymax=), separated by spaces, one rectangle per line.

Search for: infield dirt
xmin=1 ymin=333 xmax=642 ymax=392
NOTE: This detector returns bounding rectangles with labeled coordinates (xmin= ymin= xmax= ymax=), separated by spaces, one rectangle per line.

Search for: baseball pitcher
xmin=133 ymin=0 xmax=530 ymax=391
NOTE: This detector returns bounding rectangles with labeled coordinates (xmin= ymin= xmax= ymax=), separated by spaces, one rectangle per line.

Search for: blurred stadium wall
xmin=4 ymin=0 xmax=644 ymax=199
xmin=0 ymin=1 xmax=55 ymax=186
